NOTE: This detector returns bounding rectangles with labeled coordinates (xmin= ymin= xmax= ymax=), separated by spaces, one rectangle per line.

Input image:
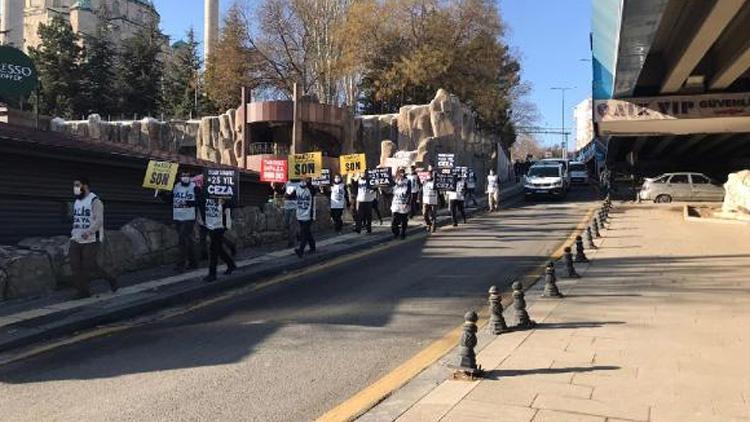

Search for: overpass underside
xmin=595 ymin=0 xmax=750 ymax=179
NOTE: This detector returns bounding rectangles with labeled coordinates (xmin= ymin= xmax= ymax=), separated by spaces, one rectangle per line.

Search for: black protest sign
xmin=204 ymin=168 xmax=239 ymax=200
xmin=452 ymin=166 xmax=469 ymax=178
xmin=312 ymin=168 xmax=331 ymax=186
xmin=437 ymin=153 xmax=455 ymax=169
xmin=434 ymin=172 xmax=456 ymax=191
xmin=367 ymin=167 xmax=393 ymax=187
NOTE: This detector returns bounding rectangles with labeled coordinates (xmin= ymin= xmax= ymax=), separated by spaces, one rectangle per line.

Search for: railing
xmin=248 ymin=142 xmax=290 ymax=156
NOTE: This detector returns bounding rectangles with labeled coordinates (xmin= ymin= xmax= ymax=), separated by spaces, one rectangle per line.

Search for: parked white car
xmin=639 ymin=172 xmax=725 ymax=203
xmin=569 ymin=161 xmax=589 ymax=185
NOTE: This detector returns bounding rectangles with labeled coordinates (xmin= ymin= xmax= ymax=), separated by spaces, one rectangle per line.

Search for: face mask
xmin=300 ymin=181 xmax=307 ymax=187
xmin=73 ymin=187 xmax=82 ymax=196
xmin=181 ymin=177 xmax=190 ymax=184
xmin=334 ymin=178 xmax=342 ymax=183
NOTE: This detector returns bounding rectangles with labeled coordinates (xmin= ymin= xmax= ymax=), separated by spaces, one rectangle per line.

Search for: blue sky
xmin=155 ymin=0 xmax=592 ymax=148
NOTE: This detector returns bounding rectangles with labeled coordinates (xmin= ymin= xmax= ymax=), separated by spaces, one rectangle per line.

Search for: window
xmin=669 ymin=175 xmax=689 ymax=184
xmin=652 ymin=175 xmax=669 ymax=184
xmin=528 ymin=166 xmax=560 ymax=178
xmin=691 ymin=175 xmax=710 ymax=184
xmin=570 ymin=164 xmax=586 ymax=172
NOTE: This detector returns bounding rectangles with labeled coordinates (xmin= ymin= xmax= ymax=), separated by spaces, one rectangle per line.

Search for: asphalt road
xmin=0 ymin=188 xmax=597 ymax=422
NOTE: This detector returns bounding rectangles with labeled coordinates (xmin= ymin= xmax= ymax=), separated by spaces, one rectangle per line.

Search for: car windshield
xmin=528 ymin=167 xmax=560 ymax=177
xmin=570 ymin=164 xmax=586 ymax=172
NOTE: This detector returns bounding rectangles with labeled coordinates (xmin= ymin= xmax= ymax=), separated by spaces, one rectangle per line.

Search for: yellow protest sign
xmin=339 ymin=153 xmax=367 ymax=175
xmin=142 ymin=160 xmax=179 ymax=191
xmin=288 ymin=152 xmax=323 ymax=179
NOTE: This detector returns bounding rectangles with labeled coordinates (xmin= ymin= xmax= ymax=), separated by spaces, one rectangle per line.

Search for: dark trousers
xmin=298 ymin=220 xmax=316 ymax=252
xmin=423 ymin=204 xmax=437 ymax=229
xmin=175 ymin=220 xmax=197 ymax=268
xmin=372 ymin=199 xmax=383 ymax=224
xmin=355 ymin=201 xmax=373 ymax=233
xmin=450 ymin=200 xmax=466 ymax=225
xmin=391 ymin=212 xmax=409 ymax=238
xmin=409 ymin=193 xmax=420 ymax=218
xmin=69 ymin=241 xmax=114 ymax=296
xmin=200 ymin=225 xmax=236 ymax=260
xmin=208 ymin=229 xmax=235 ymax=276
xmin=331 ymin=208 xmax=344 ymax=232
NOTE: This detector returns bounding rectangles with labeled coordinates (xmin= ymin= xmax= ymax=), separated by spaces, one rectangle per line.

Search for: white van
xmin=568 ymin=161 xmax=589 ymax=185
xmin=524 ymin=163 xmax=567 ymax=198
xmin=536 ymin=158 xmax=571 ymax=190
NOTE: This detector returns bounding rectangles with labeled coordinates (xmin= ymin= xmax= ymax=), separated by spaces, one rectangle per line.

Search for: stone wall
xmin=50 ymin=114 xmax=200 ymax=154
xmin=0 ymin=202 xmax=333 ymax=302
xmin=352 ymin=89 xmax=501 ymax=187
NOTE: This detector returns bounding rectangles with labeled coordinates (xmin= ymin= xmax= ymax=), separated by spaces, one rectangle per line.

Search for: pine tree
xmin=80 ymin=17 xmax=117 ymax=117
xmin=28 ymin=16 xmax=83 ymax=118
xmin=205 ymin=4 xmax=259 ymax=111
xmin=162 ymin=28 xmax=211 ymax=119
xmin=115 ymin=17 xmax=164 ymax=117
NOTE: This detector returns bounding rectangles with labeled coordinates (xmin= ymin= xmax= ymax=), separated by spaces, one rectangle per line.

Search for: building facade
xmin=574 ymin=97 xmax=594 ymax=151
xmin=1 ymin=0 xmax=159 ymax=52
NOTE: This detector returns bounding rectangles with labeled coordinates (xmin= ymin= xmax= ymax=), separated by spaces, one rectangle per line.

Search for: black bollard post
xmin=593 ymin=218 xmax=601 ymax=238
xmin=453 ymin=310 xmax=483 ymax=379
xmin=488 ymin=285 xmax=509 ymax=334
xmin=575 ymin=235 xmax=589 ymax=263
xmin=512 ymin=281 xmax=536 ymax=329
xmin=586 ymin=226 xmax=598 ymax=249
xmin=543 ymin=261 xmax=564 ymax=296
xmin=564 ymin=247 xmax=580 ymax=279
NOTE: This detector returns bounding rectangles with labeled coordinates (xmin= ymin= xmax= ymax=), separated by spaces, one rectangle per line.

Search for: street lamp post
xmin=551 ymin=87 xmax=575 ymax=160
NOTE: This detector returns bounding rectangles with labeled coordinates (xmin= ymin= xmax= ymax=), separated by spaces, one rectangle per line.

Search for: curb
xmin=0 ymin=186 xmax=523 ymax=355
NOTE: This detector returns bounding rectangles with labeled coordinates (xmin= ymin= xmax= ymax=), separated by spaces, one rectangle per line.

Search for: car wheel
xmin=654 ymin=194 xmax=672 ymax=204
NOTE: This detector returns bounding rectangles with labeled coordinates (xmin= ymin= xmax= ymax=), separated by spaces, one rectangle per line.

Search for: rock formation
xmin=722 ymin=170 xmax=750 ymax=214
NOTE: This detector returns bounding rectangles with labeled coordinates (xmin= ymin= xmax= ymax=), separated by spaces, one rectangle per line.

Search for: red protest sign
xmin=261 ymin=159 xmax=288 ymax=183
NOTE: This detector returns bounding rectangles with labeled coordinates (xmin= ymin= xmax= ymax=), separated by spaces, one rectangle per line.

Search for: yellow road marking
xmin=316 ymin=205 xmax=598 ymax=422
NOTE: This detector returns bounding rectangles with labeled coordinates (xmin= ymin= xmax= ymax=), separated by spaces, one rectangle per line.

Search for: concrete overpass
xmin=592 ymin=0 xmax=750 ymax=178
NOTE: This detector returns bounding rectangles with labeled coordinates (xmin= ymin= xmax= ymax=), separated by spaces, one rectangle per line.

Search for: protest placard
xmin=204 ymin=168 xmax=239 ymax=200
xmin=367 ymin=167 xmax=393 ymax=187
xmin=288 ymin=152 xmax=323 ymax=179
xmin=142 ymin=160 xmax=179 ymax=191
xmin=339 ymin=153 xmax=366 ymax=175
xmin=312 ymin=168 xmax=331 ymax=186
xmin=260 ymin=158 xmax=288 ymax=183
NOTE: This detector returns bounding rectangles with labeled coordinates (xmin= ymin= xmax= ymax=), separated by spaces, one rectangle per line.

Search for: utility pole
xmin=551 ymin=87 xmax=575 ymax=160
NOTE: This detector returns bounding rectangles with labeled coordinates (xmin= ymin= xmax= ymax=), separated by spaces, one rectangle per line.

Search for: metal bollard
xmin=575 ymin=235 xmax=589 ymax=263
xmin=593 ymin=218 xmax=601 ymax=238
xmin=488 ymin=286 xmax=509 ymax=334
xmin=544 ymin=260 xmax=564 ymax=296
xmin=564 ymin=247 xmax=580 ymax=279
xmin=453 ymin=310 xmax=483 ymax=379
xmin=586 ymin=226 xmax=597 ymax=249
xmin=513 ymin=281 xmax=536 ymax=329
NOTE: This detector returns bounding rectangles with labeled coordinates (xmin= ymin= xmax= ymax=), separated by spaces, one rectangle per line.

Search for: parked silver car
xmin=638 ymin=172 xmax=724 ymax=203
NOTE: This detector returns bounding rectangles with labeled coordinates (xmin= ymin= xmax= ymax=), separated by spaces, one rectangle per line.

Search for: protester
xmin=287 ymin=177 xmax=316 ymax=257
xmin=283 ymin=180 xmax=299 ymax=247
xmin=168 ymin=171 xmax=200 ymax=271
xmin=465 ymin=171 xmax=479 ymax=207
xmin=391 ymin=168 xmax=412 ymax=239
xmin=355 ymin=173 xmax=376 ymax=233
xmin=448 ymin=176 xmax=467 ymax=227
xmin=348 ymin=174 xmax=360 ymax=229
xmin=407 ymin=166 xmax=421 ymax=218
xmin=422 ymin=170 xmax=439 ymax=233
xmin=201 ymin=196 xmax=237 ymax=282
xmin=69 ymin=177 xmax=118 ymax=298
xmin=486 ymin=168 xmax=501 ymax=212
xmin=330 ymin=174 xmax=348 ymax=234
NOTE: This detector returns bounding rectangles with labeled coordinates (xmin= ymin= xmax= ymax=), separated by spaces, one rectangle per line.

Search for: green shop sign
xmin=0 ymin=46 xmax=38 ymax=98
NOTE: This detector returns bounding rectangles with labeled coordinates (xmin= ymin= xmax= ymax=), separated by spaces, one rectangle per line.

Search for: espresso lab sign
xmin=0 ymin=46 xmax=38 ymax=97
xmin=594 ymin=92 xmax=750 ymax=123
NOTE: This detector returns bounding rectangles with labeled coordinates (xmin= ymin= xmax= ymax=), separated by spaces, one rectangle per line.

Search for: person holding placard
xmin=354 ymin=173 xmax=376 ymax=234
xmin=465 ymin=171 xmax=479 ymax=207
xmin=422 ymin=171 xmax=439 ymax=232
xmin=165 ymin=171 xmax=200 ymax=271
xmin=447 ymin=177 xmax=468 ymax=227
xmin=69 ymin=177 xmax=119 ymax=298
xmin=286 ymin=177 xmax=317 ymax=257
xmin=407 ymin=166 xmax=421 ymax=219
xmin=330 ymin=174 xmax=349 ymax=234
xmin=201 ymin=197 xmax=237 ymax=282
xmin=391 ymin=168 xmax=412 ymax=239
xmin=486 ymin=169 xmax=501 ymax=212
xmin=283 ymin=180 xmax=300 ymax=247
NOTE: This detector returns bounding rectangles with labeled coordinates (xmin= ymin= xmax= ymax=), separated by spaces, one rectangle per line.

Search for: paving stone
xmin=441 ymin=400 xmax=536 ymax=422
xmin=531 ymin=409 xmax=604 ymax=422
xmin=532 ymin=393 xmax=650 ymax=421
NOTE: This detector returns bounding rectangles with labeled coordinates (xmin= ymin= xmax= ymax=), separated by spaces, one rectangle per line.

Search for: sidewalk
xmin=366 ymin=203 xmax=750 ymax=422
xmin=0 ymin=184 xmax=523 ymax=355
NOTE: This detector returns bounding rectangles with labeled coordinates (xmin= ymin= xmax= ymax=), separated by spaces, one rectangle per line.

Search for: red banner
xmin=261 ymin=159 xmax=288 ymax=183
